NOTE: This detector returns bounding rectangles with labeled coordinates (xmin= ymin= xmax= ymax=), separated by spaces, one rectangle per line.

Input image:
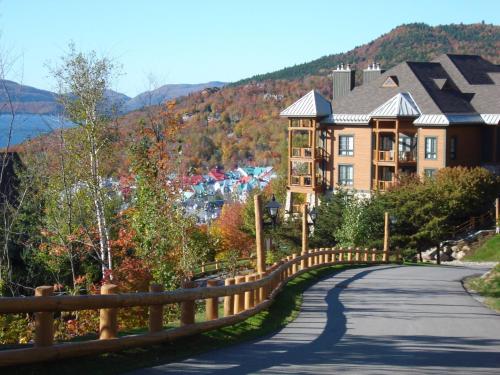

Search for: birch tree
xmin=52 ymin=44 xmax=116 ymax=278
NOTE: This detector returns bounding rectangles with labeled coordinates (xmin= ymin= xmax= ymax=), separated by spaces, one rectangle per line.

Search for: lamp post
xmin=254 ymin=193 xmax=282 ymax=274
xmin=265 ymin=194 xmax=281 ymax=229
xmin=383 ymin=212 xmax=397 ymax=262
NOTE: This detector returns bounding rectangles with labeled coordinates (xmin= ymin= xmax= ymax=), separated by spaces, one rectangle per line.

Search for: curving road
xmin=131 ymin=265 xmax=500 ymax=374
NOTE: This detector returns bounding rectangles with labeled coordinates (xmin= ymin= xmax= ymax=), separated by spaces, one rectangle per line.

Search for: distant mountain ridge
xmin=0 ymin=80 xmax=226 ymax=115
xmin=123 ymin=82 xmax=226 ymax=112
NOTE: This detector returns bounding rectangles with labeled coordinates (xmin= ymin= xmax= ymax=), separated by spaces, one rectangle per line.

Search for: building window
xmin=425 ymin=137 xmax=437 ymax=160
xmin=339 ymin=135 xmax=354 ymax=156
xmin=339 ymin=165 xmax=354 ymax=186
xmin=424 ymin=169 xmax=436 ymax=178
xmin=450 ymin=136 xmax=457 ymax=160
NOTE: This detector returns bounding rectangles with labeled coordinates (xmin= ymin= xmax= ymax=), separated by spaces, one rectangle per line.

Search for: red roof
xmin=209 ymin=168 xmax=226 ymax=181
xmin=183 ymin=175 xmax=204 ymax=185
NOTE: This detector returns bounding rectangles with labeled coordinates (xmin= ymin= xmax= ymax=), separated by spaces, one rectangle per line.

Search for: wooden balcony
xmin=398 ymin=150 xmax=417 ymax=163
xmin=373 ymin=150 xmax=417 ymax=163
xmin=372 ymin=179 xmax=395 ymax=191
xmin=291 ymin=175 xmax=313 ymax=187
xmin=373 ymin=150 xmax=395 ymax=162
xmin=291 ymin=147 xmax=313 ymax=158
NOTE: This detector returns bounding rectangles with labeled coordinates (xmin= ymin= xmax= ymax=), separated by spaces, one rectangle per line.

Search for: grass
xmin=7 ymin=264 xmax=358 ymax=375
xmin=464 ymin=234 xmax=500 ymax=262
xmin=465 ymin=264 xmax=500 ymax=312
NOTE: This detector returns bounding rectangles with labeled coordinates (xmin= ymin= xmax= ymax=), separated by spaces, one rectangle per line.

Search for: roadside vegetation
xmin=466 ymin=264 xmax=500 ymax=313
xmin=465 ymin=235 xmax=500 ymax=262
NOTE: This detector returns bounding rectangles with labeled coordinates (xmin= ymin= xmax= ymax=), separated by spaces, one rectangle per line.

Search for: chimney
xmin=363 ymin=62 xmax=385 ymax=85
xmin=332 ymin=63 xmax=355 ymax=101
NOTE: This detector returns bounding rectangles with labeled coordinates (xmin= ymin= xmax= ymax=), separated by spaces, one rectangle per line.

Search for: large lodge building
xmin=280 ymin=54 xmax=500 ymax=212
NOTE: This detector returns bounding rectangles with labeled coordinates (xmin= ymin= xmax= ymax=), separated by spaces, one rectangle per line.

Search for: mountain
xmin=123 ymin=82 xmax=226 ymax=112
xmin=233 ymin=23 xmax=500 ymax=85
xmin=0 ymin=80 xmax=60 ymax=114
xmin=0 ymin=81 xmax=226 ymax=115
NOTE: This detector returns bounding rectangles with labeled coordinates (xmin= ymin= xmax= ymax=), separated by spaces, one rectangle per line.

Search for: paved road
xmin=131 ymin=265 xmax=500 ymax=374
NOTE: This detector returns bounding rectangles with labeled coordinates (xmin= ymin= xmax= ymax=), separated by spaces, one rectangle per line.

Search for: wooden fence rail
xmin=0 ymin=247 xmax=400 ymax=366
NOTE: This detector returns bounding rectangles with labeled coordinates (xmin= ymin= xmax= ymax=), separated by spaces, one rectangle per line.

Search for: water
xmin=0 ymin=114 xmax=74 ymax=148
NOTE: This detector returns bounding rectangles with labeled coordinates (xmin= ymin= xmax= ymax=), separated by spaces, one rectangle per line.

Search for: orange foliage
xmin=211 ymin=202 xmax=253 ymax=258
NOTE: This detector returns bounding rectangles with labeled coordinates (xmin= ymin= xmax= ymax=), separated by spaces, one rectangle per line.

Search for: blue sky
xmin=1 ymin=0 xmax=499 ymax=97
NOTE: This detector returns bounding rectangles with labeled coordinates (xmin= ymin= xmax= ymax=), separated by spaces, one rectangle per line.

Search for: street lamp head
xmin=390 ymin=215 xmax=397 ymax=225
xmin=265 ymin=194 xmax=281 ymax=219
xmin=309 ymin=207 xmax=317 ymax=223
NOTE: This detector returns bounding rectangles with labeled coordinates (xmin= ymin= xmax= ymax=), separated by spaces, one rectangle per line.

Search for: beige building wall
xmin=417 ymin=127 xmax=446 ymax=175
xmin=332 ymin=125 xmax=372 ymax=192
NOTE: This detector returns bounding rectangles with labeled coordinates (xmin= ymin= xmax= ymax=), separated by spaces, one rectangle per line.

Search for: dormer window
xmin=382 ymin=76 xmax=399 ymax=88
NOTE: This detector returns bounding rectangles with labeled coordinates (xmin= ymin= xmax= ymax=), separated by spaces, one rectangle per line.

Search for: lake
xmin=0 ymin=114 xmax=74 ymax=148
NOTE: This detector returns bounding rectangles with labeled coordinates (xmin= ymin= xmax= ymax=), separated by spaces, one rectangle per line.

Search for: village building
xmin=280 ymin=54 xmax=500 ymax=213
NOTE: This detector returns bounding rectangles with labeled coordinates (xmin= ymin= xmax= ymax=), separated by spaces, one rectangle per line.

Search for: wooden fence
xmin=451 ymin=210 xmax=494 ymax=238
xmin=0 ymin=247 xmax=400 ymax=366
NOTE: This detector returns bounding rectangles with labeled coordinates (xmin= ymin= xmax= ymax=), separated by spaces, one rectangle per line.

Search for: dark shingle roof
xmin=328 ymin=54 xmax=500 ymax=125
xmin=433 ymin=54 xmax=500 ymax=115
xmin=331 ymin=58 xmax=479 ymax=117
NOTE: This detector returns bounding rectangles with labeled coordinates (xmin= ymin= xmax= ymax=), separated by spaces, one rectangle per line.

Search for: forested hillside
xmin=114 ymin=23 xmax=500 ymax=172
xmin=234 ymin=23 xmax=500 ymax=84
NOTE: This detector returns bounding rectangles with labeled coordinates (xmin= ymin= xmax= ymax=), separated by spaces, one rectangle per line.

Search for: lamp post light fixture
xmin=309 ymin=206 xmax=317 ymax=224
xmin=265 ymin=194 xmax=281 ymax=229
xmin=390 ymin=215 xmax=397 ymax=226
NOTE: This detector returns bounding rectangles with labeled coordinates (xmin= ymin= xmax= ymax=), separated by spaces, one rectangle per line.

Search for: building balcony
xmin=372 ymin=150 xmax=417 ymax=163
xmin=291 ymin=175 xmax=313 ymax=187
xmin=291 ymin=147 xmax=313 ymax=158
xmin=398 ymin=150 xmax=417 ymax=163
xmin=372 ymin=179 xmax=395 ymax=191
xmin=373 ymin=150 xmax=395 ymax=162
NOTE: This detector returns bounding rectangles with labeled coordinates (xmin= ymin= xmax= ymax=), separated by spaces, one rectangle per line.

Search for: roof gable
xmin=280 ymin=90 xmax=332 ymax=118
xmin=370 ymin=92 xmax=421 ymax=118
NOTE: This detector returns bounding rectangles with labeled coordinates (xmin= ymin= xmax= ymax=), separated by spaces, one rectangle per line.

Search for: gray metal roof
xmin=414 ymin=113 xmax=483 ymax=125
xmin=369 ymin=92 xmax=421 ymax=118
xmin=280 ymin=90 xmax=332 ymax=118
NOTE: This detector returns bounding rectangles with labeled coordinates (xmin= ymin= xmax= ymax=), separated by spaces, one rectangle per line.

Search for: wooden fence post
xmin=34 ymin=286 xmax=54 ymax=347
xmin=224 ymin=277 xmax=235 ymax=317
xmin=496 ymin=198 xmax=499 ymax=234
xmin=383 ymin=212 xmax=391 ymax=263
xmin=339 ymin=248 xmax=344 ymax=262
xmin=292 ymin=253 xmax=298 ymax=274
xmin=148 ymin=284 xmax=164 ymax=333
xmin=355 ymin=247 xmax=360 ymax=262
xmin=244 ymin=275 xmax=255 ymax=310
xmin=301 ymin=203 xmax=308 ymax=270
xmin=205 ymin=280 xmax=218 ymax=321
xmin=259 ymin=272 xmax=267 ymax=302
xmin=99 ymin=284 xmax=118 ymax=339
xmin=363 ymin=248 xmax=369 ymax=262
xmin=234 ymin=275 xmax=246 ymax=313
xmin=180 ymin=281 xmax=196 ymax=326
xmin=255 ymin=194 xmax=266 ymax=274
xmin=253 ymin=274 xmax=261 ymax=304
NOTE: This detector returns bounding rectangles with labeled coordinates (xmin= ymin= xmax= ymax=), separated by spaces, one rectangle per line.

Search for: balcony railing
xmin=373 ymin=150 xmax=417 ymax=163
xmin=291 ymin=147 xmax=312 ymax=158
xmin=372 ymin=179 xmax=394 ymax=191
xmin=398 ymin=150 xmax=417 ymax=162
xmin=373 ymin=150 xmax=395 ymax=162
xmin=291 ymin=175 xmax=313 ymax=187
